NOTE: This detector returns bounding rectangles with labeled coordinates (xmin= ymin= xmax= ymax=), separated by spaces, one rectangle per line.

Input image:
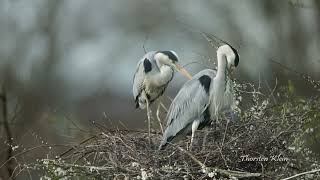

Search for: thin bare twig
xmin=142 ymin=34 xmax=149 ymax=54
xmin=0 ymin=144 xmax=71 ymax=169
xmin=175 ymin=145 xmax=261 ymax=178
xmin=282 ymin=169 xmax=320 ymax=180
xmin=146 ymin=95 xmax=152 ymax=145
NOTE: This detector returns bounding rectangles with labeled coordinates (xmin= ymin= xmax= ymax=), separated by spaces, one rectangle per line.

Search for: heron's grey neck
xmin=155 ymin=57 xmax=164 ymax=69
xmin=210 ymin=51 xmax=228 ymax=118
xmin=216 ymin=52 xmax=227 ymax=80
xmin=150 ymin=65 xmax=173 ymax=87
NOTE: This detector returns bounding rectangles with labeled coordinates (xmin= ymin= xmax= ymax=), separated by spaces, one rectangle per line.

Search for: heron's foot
xmin=215 ymin=118 xmax=220 ymax=125
xmin=186 ymin=142 xmax=193 ymax=151
xmin=188 ymin=136 xmax=195 ymax=151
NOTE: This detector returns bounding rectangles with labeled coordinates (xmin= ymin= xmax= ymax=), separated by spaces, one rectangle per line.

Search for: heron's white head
xmin=217 ymin=44 xmax=240 ymax=72
xmin=210 ymin=44 xmax=239 ymax=119
xmin=201 ymin=33 xmax=239 ymax=71
xmin=154 ymin=51 xmax=179 ymax=66
xmin=154 ymin=51 xmax=192 ymax=79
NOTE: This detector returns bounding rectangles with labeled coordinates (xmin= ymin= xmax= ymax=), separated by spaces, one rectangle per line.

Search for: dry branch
xmin=17 ymin=80 xmax=320 ymax=179
xmin=1 ymin=86 xmax=14 ymax=178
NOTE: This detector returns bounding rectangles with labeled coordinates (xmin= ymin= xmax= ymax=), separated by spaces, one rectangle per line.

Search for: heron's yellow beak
xmin=175 ymin=64 xmax=192 ymax=80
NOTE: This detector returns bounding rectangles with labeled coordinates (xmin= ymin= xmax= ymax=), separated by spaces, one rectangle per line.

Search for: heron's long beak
xmin=175 ymin=64 xmax=192 ymax=80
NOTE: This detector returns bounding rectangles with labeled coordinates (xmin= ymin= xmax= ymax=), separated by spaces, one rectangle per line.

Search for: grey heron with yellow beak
xmin=133 ymin=51 xmax=192 ymax=142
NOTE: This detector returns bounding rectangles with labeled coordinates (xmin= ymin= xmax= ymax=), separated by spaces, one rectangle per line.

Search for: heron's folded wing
xmin=132 ymin=60 xmax=145 ymax=101
xmin=163 ymin=76 xmax=211 ymax=139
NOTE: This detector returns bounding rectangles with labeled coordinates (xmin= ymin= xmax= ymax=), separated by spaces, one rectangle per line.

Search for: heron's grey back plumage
xmin=159 ymin=69 xmax=217 ymax=149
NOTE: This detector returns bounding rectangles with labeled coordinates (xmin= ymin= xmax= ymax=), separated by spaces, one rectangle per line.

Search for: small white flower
xmin=54 ymin=167 xmax=66 ymax=176
xmin=201 ymin=168 xmax=207 ymax=174
xmin=208 ymin=171 xmax=216 ymax=178
xmin=288 ymin=146 xmax=295 ymax=151
xmin=42 ymin=159 xmax=49 ymax=165
xmin=12 ymin=145 xmax=19 ymax=151
xmin=131 ymin=162 xmax=140 ymax=167
xmin=40 ymin=176 xmax=51 ymax=180
xmin=141 ymin=168 xmax=148 ymax=180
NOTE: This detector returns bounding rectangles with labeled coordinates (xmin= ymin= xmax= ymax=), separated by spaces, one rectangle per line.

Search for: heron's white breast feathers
xmin=146 ymin=65 xmax=173 ymax=87
xmin=133 ymin=53 xmax=175 ymax=109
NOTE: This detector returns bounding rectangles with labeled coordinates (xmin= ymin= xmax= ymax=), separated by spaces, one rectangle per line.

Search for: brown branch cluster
xmin=24 ymin=82 xmax=320 ymax=179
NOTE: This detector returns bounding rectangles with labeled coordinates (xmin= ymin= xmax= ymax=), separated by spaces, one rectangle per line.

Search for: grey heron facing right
xmin=159 ymin=43 xmax=239 ymax=150
xmin=132 ymin=51 xmax=192 ymax=142
xmin=133 ymin=51 xmax=192 ymax=110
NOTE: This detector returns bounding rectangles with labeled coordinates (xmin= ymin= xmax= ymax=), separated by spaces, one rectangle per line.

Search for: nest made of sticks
xmin=28 ymin=84 xmax=320 ymax=179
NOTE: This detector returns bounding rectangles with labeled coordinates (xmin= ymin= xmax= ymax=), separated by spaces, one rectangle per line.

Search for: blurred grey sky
xmin=0 ymin=0 xmax=319 ymax=137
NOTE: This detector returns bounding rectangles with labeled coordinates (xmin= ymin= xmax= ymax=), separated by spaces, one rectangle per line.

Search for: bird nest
xmin=27 ymin=82 xmax=320 ymax=179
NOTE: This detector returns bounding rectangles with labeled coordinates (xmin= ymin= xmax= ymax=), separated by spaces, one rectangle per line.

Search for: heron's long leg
xmin=146 ymin=99 xmax=152 ymax=145
xmin=160 ymin=102 xmax=168 ymax=113
xmin=222 ymin=119 xmax=229 ymax=145
xmin=156 ymin=100 xmax=164 ymax=134
xmin=189 ymin=134 xmax=194 ymax=151
xmin=189 ymin=119 xmax=200 ymax=151
xmin=142 ymin=91 xmax=152 ymax=145
xmin=201 ymin=130 xmax=209 ymax=151
xmin=215 ymin=114 xmax=220 ymax=124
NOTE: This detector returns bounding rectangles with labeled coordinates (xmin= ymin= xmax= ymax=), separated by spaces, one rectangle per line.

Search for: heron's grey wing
xmin=159 ymin=71 xmax=214 ymax=149
xmin=133 ymin=52 xmax=158 ymax=108
xmin=132 ymin=60 xmax=145 ymax=107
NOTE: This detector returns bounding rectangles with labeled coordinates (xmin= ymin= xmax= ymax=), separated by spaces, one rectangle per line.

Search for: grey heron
xmin=158 ymin=43 xmax=239 ymax=150
xmin=132 ymin=51 xmax=192 ymax=142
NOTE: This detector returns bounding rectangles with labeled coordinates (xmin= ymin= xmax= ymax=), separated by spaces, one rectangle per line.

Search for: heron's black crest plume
xmin=229 ymin=46 xmax=239 ymax=67
xmin=160 ymin=51 xmax=178 ymax=62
